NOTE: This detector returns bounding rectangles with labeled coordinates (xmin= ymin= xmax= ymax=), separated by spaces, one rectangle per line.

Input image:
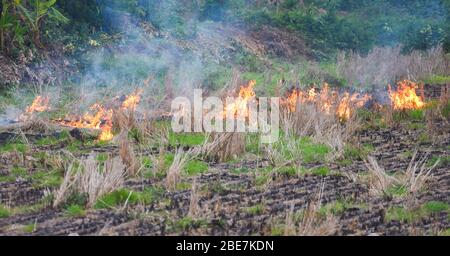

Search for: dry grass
xmin=118 ymin=131 xmax=141 ymax=177
xmin=337 ymin=46 xmax=450 ymax=87
xmin=166 ymin=148 xmax=196 ymax=191
xmin=364 ymin=156 xmax=397 ymax=197
xmin=281 ymin=100 xmax=360 ymax=159
xmin=438 ymin=85 xmax=450 ymax=124
xmin=402 ymin=151 xmax=438 ymax=196
xmin=53 ymin=163 xmax=79 ymax=208
xmin=188 ymin=179 xmax=201 ymax=218
xmin=53 ymin=153 xmax=126 ymax=208
xmin=112 ymin=107 xmax=141 ymax=136
xmin=285 ymin=182 xmax=338 ymax=236
xmin=364 ymin=151 xmax=438 ymax=200
xmin=199 ymin=132 xmax=245 ymax=162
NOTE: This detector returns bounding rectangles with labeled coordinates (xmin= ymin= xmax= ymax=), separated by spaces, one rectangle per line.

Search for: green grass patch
xmin=184 ymin=160 xmax=208 ymax=176
xmin=245 ymin=133 xmax=261 ymax=154
xmin=427 ymin=155 xmax=450 ymax=168
xmin=0 ymin=142 xmax=28 ymax=153
xmin=94 ymin=187 xmax=164 ymax=209
xmin=231 ymin=167 xmax=253 ymax=174
xmin=255 ymin=174 xmax=270 ymax=186
xmin=172 ymin=217 xmax=207 ymax=232
xmin=0 ymin=175 xmax=16 ymax=183
xmin=318 ymin=199 xmax=366 ymax=216
xmin=270 ymin=226 xmax=284 ymax=236
xmin=30 ymin=170 xmax=63 ymax=188
xmin=64 ymin=204 xmax=86 ymax=218
xmin=309 ymin=166 xmax=330 ymax=176
xmin=386 ymin=201 xmax=450 ymax=223
xmin=169 ymin=132 xmax=206 ymax=146
xmin=406 ymin=122 xmax=426 ymax=130
xmin=439 ymin=229 xmax=450 ymax=236
xmin=423 ymin=201 xmax=449 ymax=213
xmin=299 ymin=138 xmax=330 ymax=163
xmin=0 ymin=205 xmax=11 ymax=218
xmin=422 ymin=75 xmax=450 ymax=85
xmin=393 ymin=109 xmax=424 ymax=122
xmin=277 ymin=166 xmax=299 ymax=177
xmin=271 ymin=136 xmax=330 ymax=164
xmin=384 ymin=184 xmax=408 ymax=198
xmin=11 ymin=167 xmax=27 ymax=177
xmin=36 ymin=131 xmax=71 ymax=146
xmin=23 ymin=223 xmax=36 ymax=233
xmin=442 ymin=101 xmax=450 ymax=119
xmin=175 ymin=182 xmax=192 ymax=191
xmin=244 ymin=204 xmax=265 ymax=216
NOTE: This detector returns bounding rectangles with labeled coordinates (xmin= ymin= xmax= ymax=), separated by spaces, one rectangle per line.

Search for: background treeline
xmin=1 ymin=0 xmax=450 ymax=59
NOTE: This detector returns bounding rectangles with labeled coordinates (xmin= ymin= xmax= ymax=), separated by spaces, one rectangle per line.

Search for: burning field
xmin=0 ymin=78 xmax=448 ymax=236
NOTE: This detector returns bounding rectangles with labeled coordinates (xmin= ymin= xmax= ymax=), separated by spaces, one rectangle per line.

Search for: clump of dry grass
xmin=53 ymin=153 xmax=126 ymax=208
xmin=402 ymin=151 xmax=439 ymax=195
xmin=166 ymin=148 xmax=196 ymax=191
xmin=199 ymin=132 xmax=245 ymax=162
xmin=364 ymin=156 xmax=397 ymax=197
xmin=188 ymin=179 xmax=201 ymax=218
xmin=337 ymin=46 xmax=450 ymax=87
xmin=112 ymin=108 xmax=138 ymax=133
xmin=117 ymin=131 xmax=141 ymax=177
xmin=438 ymin=85 xmax=450 ymax=124
xmin=285 ymin=182 xmax=338 ymax=236
xmin=281 ymin=100 xmax=360 ymax=159
xmin=363 ymin=151 xmax=438 ymax=199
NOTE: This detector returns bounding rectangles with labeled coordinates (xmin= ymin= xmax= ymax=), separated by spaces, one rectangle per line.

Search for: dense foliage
xmin=1 ymin=0 xmax=449 ymax=58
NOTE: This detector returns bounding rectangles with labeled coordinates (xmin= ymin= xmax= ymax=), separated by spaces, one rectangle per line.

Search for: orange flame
xmin=122 ymin=89 xmax=143 ymax=111
xmin=20 ymin=96 xmax=50 ymax=121
xmin=282 ymin=84 xmax=370 ymax=120
xmin=388 ymin=80 xmax=425 ymax=110
xmin=224 ymin=80 xmax=256 ymax=118
xmin=59 ymin=90 xmax=142 ymax=141
xmin=284 ymin=89 xmax=300 ymax=112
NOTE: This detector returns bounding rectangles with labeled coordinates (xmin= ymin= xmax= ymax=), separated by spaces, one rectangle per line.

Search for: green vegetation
xmin=244 ymin=204 xmax=265 ymax=216
xmin=299 ymin=139 xmax=330 ymax=164
xmin=423 ymin=75 xmax=450 ymax=84
xmin=427 ymin=155 xmax=450 ymax=168
xmin=0 ymin=205 xmax=11 ymax=218
xmin=172 ymin=217 xmax=207 ymax=232
xmin=184 ymin=160 xmax=208 ymax=176
xmin=270 ymin=136 xmax=330 ymax=164
xmin=423 ymin=201 xmax=449 ymax=213
xmin=64 ymin=204 xmax=86 ymax=218
xmin=384 ymin=184 xmax=408 ymax=198
xmin=439 ymin=229 xmax=450 ymax=236
xmin=309 ymin=166 xmax=331 ymax=176
xmin=319 ymin=199 xmax=367 ymax=216
xmin=175 ymin=182 xmax=192 ymax=191
xmin=385 ymin=201 xmax=450 ymax=223
xmin=442 ymin=101 xmax=450 ymax=119
xmin=23 ymin=223 xmax=36 ymax=233
xmin=94 ymin=187 xmax=164 ymax=209
xmin=0 ymin=142 xmax=28 ymax=153
xmin=169 ymin=132 xmax=206 ymax=146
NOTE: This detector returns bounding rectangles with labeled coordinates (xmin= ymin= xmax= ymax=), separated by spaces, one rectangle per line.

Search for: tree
xmin=16 ymin=0 xmax=69 ymax=46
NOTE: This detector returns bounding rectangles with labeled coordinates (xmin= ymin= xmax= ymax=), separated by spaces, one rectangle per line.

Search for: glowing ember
xmin=388 ymin=80 xmax=425 ymax=110
xmin=224 ymin=80 xmax=257 ymax=118
xmin=20 ymin=96 xmax=50 ymax=121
